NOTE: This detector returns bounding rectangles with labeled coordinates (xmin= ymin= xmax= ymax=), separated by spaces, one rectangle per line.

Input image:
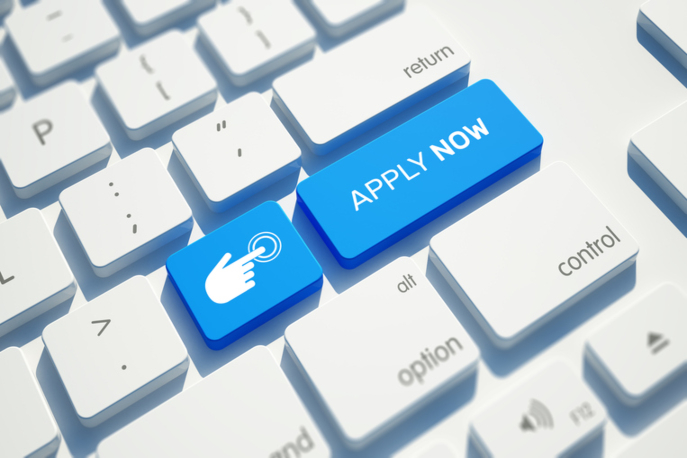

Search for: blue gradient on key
xmin=297 ymin=79 xmax=543 ymax=269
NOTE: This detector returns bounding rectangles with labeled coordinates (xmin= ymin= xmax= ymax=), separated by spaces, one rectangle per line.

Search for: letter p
xmin=33 ymin=119 xmax=53 ymax=146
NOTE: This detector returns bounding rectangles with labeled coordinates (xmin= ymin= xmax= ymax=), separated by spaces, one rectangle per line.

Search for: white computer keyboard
xmin=1 ymin=0 xmax=686 ymax=457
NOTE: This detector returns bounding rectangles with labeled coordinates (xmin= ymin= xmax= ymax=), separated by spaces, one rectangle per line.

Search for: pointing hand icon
xmin=205 ymin=246 xmax=266 ymax=304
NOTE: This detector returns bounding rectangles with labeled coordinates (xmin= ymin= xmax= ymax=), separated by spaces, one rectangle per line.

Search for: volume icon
xmin=520 ymin=399 xmax=553 ymax=432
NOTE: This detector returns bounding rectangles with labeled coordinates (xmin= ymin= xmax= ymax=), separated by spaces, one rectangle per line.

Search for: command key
xmin=297 ymin=79 xmax=543 ymax=268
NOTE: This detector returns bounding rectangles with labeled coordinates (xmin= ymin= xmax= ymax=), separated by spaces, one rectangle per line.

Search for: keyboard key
xmin=0 ymin=57 xmax=15 ymax=109
xmin=638 ymin=0 xmax=687 ymax=70
xmin=0 ymin=208 xmax=76 ymax=338
xmin=586 ymin=283 xmax=687 ymax=405
xmin=471 ymin=361 xmax=605 ymax=457
xmin=285 ymin=257 xmax=479 ymax=447
xmin=172 ymin=92 xmax=301 ymax=212
xmin=272 ymin=6 xmax=470 ymax=154
xmin=430 ymin=162 xmax=639 ymax=348
xmin=0 ymin=347 xmax=61 ymax=457
xmin=98 ymin=345 xmax=330 ymax=457
xmin=617 ymin=401 xmax=687 ymax=458
xmin=43 ymin=276 xmax=189 ymax=427
xmin=60 ymin=148 xmax=193 ymax=277
xmin=298 ymin=79 xmax=542 ymax=268
xmin=198 ymin=0 xmax=316 ymax=86
xmin=0 ymin=81 xmax=112 ymax=198
xmin=96 ymin=30 xmax=217 ymax=140
xmin=630 ymin=100 xmax=687 ymax=213
xmin=119 ymin=0 xmax=215 ymax=37
xmin=303 ymin=0 xmax=404 ymax=37
xmin=167 ymin=201 xmax=322 ymax=349
xmin=6 ymin=0 xmax=120 ymax=87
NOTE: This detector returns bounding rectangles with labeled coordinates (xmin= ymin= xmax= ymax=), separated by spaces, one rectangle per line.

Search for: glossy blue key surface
xmin=166 ymin=201 xmax=323 ymax=350
xmin=297 ymin=79 xmax=543 ymax=269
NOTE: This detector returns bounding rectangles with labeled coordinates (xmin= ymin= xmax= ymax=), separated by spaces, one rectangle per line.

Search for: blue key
xmin=166 ymin=201 xmax=323 ymax=350
xmin=297 ymin=79 xmax=543 ymax=269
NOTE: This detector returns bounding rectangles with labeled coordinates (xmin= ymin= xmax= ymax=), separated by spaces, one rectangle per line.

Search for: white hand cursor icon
xmin=205 ymin=246 xmax=266 ymax=304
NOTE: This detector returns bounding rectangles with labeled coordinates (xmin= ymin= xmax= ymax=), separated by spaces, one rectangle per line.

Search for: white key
xmin=42 ymin=276 xmax=188 ymax=427
xmin=0 ymin=81 xmax=112 ymax=198
xmin=272 ymin=7 xmax=470 ymax=155
xmin=285 ymin=257 xmax=479 ymax=447
xmin=59 ymin=148 xmax=193 ymax=277
xmin=586 ymin=283 xmax=687 ymax=405
xmin=119 ymin=0 xmax=215 ymax=37
xmin=96 ymin=30 xmax=217 ymax=140
xmin=639 ymin=0 xmax=687 ymax=70
xmin=0 ymin=208 xmax=76 ymax=338
xmin=471 ymin=361 xmax=605 ymax=457
xmin=97 ymin=346 xmax=330 ymax=457
xmin=0 ymin=347 xmax=61 ymax=458
xmin=6 ymin=0 xmax=120 ymax=87
xmin=303 ymin=0 xmax=404 ymax=37
xmin=172 ymin=92 xmax=301 ymax=212
xmin=0 ymin=57 xmax=15 ymax=109
xmin=416 ymin=442 xmax=459 ymax=458
xmin=430 ymin=162 xmax=639 ymax=348
xmin=0 ymin=0 xmax=12 ymax=17
xmin=630 ymin=101 xmax=687 ymax=214
xmin=616 ymin=401 xmax=687 ymax=458
xmin=198 ymin=0 xmax=315 ymax=86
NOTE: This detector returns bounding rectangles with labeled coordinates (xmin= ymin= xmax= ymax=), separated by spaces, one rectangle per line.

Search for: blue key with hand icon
xmin=167 ymin=201 xmax=323 ymax=349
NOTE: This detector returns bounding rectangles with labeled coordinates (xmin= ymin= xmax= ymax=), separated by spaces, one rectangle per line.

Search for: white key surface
xmin=97 ymin=345 xmax=330 ymax=457
xmin=198 ymin=0 xmax=315 ymax=86
xmin=272 ymin=6 xmax=470 ymax=154
xmin=6 ymin=0 xmax=120 ymax=86
xmin=630 ymin=100 xmax=687 ymax=214
xmin=586 ymin=283 xmax=687 ymax=405
xmin=96 ymin=30 xmax=217 ymax=140
xmin=639 ymin=0 xmax=687 ymax=70
xmin=119 ymin=0 xmax=215 ymax=36
xmin=0 ymin=347 xmax=61 ymax=458
xmin=0 ymin=208 xmax=75 ymax=338
xmin=59 ymin=148 xmax=193 ymax=277
xmin=42 ymin=276 xmax=189 ymax=427
xmin=304 ymin=0 xmax=404 ymax=37
xmin=0 ymin=81 xmax=112 ymax=198
xmin=0 ymin=57 xmax=15 ymax=109
xmin=285 ymin=257 xmax=479 ymax=447
xmin=616 ymin=401 xmax=687 ymax=458
xmin=430 ymin=162 xmax=639 ymax=348
xmin=172 ymin=92 xmax=301 ymax=212
xmin=471 ymin=361 xmax=606 ymax=458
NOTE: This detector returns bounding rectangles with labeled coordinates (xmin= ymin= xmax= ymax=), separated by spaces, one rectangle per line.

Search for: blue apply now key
xmin=167 ymin=201 xmax=322 ymax=350
xmin=297 ymin=79 xmax=544 ymax=269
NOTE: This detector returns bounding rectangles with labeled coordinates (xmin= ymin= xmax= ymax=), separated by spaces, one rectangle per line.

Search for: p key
xmin=0 ymin=81 xmax=112 ymax=198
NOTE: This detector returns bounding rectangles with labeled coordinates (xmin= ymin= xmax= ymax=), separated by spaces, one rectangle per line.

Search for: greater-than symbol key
xmin=91 ymin=319 xmax=111 ymax=336
xmin=0 ymin=271 xmax=15 ymax=285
